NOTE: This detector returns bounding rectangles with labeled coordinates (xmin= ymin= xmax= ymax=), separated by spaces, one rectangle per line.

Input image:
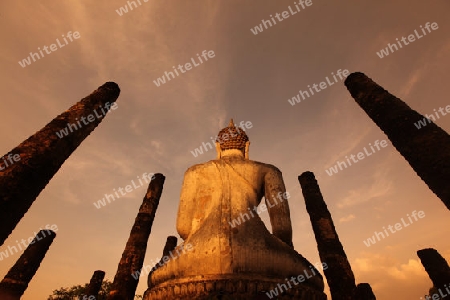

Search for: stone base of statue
xmin=144 ymin=274 xmax=327 ymax=300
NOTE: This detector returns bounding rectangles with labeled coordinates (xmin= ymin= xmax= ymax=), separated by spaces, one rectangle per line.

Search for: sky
xmin=0 ymin=1 xmax=449 ymax=299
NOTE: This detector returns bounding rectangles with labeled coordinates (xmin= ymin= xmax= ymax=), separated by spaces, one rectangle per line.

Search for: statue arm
xmin=264 ymin=167 xmax=293 ymax=247
xmin=176 ymin=169 xmax=197 ymax=240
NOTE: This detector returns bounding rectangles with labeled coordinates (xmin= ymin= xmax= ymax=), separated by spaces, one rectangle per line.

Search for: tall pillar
xmin=354 ymin=283 xmax=376 ymax=300
xmin=153 ymin=235 xmax=178 ymax=272
xmin=85 ymin=270 xmax=106 ymax=299
xmin=298 ymin=171 xmax=356 ymax=300
xmin=160 ymin=236 xmax=177 ymax=258
xmin=417 ymin=248 xmax=450 ymax=291
xmin=147 ymin=236 xmax=177 ymax=285
xmin=344 ymin=72 xmax=450 ymax=209
xmin=144 ymin=236 xmax=177 ymax=300
xmin=0 ymin=82 xmax=121 ymax=246
xmin=0 ymin=230 xmax=56 ymax=299
xmin=108 ymin=174 xmax=165 ymax=300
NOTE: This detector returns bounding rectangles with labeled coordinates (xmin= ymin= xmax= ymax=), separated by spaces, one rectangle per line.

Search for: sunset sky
xmin=1 ymin=1 xmax=449 ymax=299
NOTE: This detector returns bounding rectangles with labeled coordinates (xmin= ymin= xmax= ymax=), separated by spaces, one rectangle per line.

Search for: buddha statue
xmin=146 ymin=120 xmax=326 ymax=299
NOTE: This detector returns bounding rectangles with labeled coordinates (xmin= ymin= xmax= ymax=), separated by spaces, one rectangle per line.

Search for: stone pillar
xmin=417 ymin=248 xmax=450 ymax=290
xmin=161 ymin=236 xmax=178 ymax=258
xmin=0 ymin=82 xmax=120 ymax=246
xmin=354 ymin=283 xmax=376 ymax=300
xmin=108 ymin=174 xmax=165 ymax=300
xmin=85 ymin=270 xmax=106 ymax=299
xmin=298 ymin=171 xmax=356 ymax=300
xmin=0 ymin=230 xmax=56 ymax=300
xmin=344 ymin=72 xmax=450 ymax=209
xmin=147 ymin=236 xmax=177 ymax=286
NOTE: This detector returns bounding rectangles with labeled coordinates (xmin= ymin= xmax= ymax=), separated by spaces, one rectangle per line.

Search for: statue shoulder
xmin=248 ymin=160 xmax=283 ymax=175
xmin=184 ymin=163 xmax=203 ymax=174
xmin=184 ymin=161 xmax=217 ymax=174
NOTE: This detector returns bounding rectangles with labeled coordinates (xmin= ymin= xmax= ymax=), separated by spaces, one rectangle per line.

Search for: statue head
xmin=215 ymin=119 xmax=250 ymax=159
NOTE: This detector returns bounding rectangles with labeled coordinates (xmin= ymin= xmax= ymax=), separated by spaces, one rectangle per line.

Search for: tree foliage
xmin=47 ymin=280 xmax=142 ymax=300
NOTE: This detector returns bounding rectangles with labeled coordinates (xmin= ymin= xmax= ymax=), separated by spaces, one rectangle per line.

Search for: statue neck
xmin=220 ymin=149 xmax=245 ymax=158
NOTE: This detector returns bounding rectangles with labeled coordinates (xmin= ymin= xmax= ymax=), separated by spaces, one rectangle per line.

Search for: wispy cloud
xmin=339 ymin=214 xmax=356 ymax=223
xmin=352 ymin=252 xmax=431 ymax=298
xmin=399 ymin=68 xmax=423 ymax=98
xmin=337 ymin=168 xmax=393 ymax=208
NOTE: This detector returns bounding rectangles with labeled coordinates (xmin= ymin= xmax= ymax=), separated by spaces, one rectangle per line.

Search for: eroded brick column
xmin=298 ymin=171 xmax=356 ymax=300
xmin=0 ymin=82 xmax=120 ymax=246
xmin=108 ymin=174 xmax=165 ymax=300
xmin=85 ymin=270 xmax=106 ymax=299
xmin=147 ymin=236 xmax=177 ymax=284
xmin=417 ymin=248 xmax=450 ymax=292
xmin=0 ymin=230 xmax=56 ymax=299
xmin=354 ymin=283 xmax=376 ymax=300
xmin=345 ymin=72 xmax=450 ymax=209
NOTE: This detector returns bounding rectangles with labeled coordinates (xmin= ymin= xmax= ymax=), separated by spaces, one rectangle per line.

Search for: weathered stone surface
xmin=145 ymin=277 xmax=326 ymax=299
xmin=0 ymin=230 xmax=56 ymax=299
xmin=108 ymin=174 xmax=165 ymax=300
xmin=145 ymin=121 xmax=325 ymax=299
xmin=0 ymin=82 xmax=120 ymax=246
xmin=85 ymin=270 xmax=105 ymax=298
xmin=298 ymin=171 xmax=356 ymax=300
xmin=417 ymin=248 xmax=450 ymax=291
xmin=345 ymin=72 xmax=450 ymax=209
xmin=354 ymin=283 xmax=376 ymax=300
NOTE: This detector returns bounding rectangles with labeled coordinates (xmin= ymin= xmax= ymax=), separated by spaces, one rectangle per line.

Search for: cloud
xmin=352 ymin=252 xmax=431 ymax=298
xmin=353 ymin=254 xmax=426 ymax=279
xmin=337 ymin=168 xmax=393 ymax=208
xmin=399 ymin=68 xmax=423 ymax=98
xmin=322 ymin=121 xmax=372 ymax=168
xmin=386 ymin=258 xmax=424 ymax=280
xmin=339 ymin=214 xmax=356 ymax=223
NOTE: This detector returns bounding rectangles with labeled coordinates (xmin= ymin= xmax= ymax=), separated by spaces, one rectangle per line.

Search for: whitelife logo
xmin=131 ymin=243 xmax=194 ymax=279
xmin=55 ymin=102 xmax=118 ymax=139
xmin=0 ymin=224 xmax=58 ymax=261
xmin=153 ymin=50 xmax=215 ymax=87
xmin=414 ymin=104 xmax=450 ymax=129
xmin=18 ymin=31 xmax=81 ymax=68
xmin=376 ymin=22 xmax=439 ymax=58
xmin=363 ymin=210 xmax=425 ymax=247
xmin=287 ymin=69 xmax=349 ymax=106
xmin=325 ymin=139 xmax=389 ymax=176
xmin=265 ymin=262 xmax=327 ymax=298
xmin=115 ymin=0 xmax=149 ymax=16
xmin=250 ymin=0 xmax=313 ymax=35
xmin=229 ymin=192 xmax=290 ymax=228
xmin=422 ymin=284 xmax=450 ymax=300
xmin=0 ymin=153 xmax=21 ymax=171
xmin=93 ymin=172 xmax=155 ymax=209
xmin=190 ymin=120 xmax=253 ymax=158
